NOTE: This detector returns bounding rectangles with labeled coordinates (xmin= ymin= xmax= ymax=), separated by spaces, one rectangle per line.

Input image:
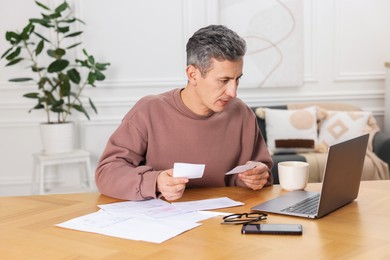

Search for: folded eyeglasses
xmin=221 ymin=212 xmax=268 ymax=225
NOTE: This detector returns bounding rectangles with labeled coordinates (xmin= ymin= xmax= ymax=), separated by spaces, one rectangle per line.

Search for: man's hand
xmin=238 ymin=162 xmax=270 ymax=190
xmin=157 ymin=169 xmax=189 ymax=201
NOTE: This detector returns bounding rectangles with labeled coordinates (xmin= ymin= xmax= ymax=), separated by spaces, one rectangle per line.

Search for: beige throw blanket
xmin=288 ymin=103 xmax=389 ymax=181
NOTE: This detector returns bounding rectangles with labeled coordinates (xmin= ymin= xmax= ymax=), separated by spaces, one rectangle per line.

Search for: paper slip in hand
xmin=225 ymin=162 xmax=260 ymax=175
xmin=173 ymin=162 xmax=205 ymax=179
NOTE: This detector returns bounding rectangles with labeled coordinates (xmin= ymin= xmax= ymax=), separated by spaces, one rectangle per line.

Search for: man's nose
xmin=225 ymin=83 xmax=237 ymax=98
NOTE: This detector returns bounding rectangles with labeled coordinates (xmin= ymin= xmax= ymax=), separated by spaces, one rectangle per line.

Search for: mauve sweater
xmin=95 ymin=88 xmax=273 ymax=200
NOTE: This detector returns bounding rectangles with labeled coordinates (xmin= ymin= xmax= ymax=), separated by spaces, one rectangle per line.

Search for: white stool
xmin=32 ymin=149 xmax=93 ymax=194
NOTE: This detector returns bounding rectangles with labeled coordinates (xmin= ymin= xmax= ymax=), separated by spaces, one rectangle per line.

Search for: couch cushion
xmin=258 ymin=106 xmax=318 ymax=152
xmin=252 ymin=105 xmax=287 ymax=143
xmin=318 ymin=110 xmax=371 ymax=146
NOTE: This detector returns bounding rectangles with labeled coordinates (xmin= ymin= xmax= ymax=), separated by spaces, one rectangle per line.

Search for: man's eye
xmin=221 ymin=79 xmax=229 ymax=84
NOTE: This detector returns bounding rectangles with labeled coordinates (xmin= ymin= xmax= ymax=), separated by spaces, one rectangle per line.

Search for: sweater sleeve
xmin=95 ymin=118 xmax=159 ymax=200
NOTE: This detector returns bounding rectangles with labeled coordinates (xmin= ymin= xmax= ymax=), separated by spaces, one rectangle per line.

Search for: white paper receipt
xmin=225 ymin=162 xmax=260 ymax=175
xmin=173 ymin=162 xmax=205 ymax=179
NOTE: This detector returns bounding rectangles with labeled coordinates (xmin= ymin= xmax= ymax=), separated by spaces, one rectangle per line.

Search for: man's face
xmin=193 ymin=58 xmax=243 ymax=116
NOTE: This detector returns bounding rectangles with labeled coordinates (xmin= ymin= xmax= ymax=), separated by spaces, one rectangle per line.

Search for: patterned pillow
xmin=318 ymin=110 xmax=371 ymax=146
xmin=263 ymin=107 xmax=318 ymax=151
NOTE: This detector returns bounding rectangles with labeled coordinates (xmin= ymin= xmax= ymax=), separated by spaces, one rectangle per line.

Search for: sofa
xmin=251 ymin=103 xmax=390 ymax=184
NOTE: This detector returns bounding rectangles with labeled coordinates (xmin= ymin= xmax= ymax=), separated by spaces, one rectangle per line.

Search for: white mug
xmin=278 ymin=161 xmax=309 ymax=191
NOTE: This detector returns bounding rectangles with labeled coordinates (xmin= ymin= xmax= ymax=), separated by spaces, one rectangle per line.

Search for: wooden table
xmin=1 ymin=181 xmax=390 ymax=259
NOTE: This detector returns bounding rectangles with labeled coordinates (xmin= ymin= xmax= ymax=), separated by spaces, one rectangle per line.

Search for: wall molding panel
xmin=242 ymin=90 xmax=385 ymax=107
xmin=332 ymin=0 xmax=389 ymax=83
xmin=0 ymin=0 xmax=389 ymax=196
xmin=334 ymin=72 xmax=386 ymax=82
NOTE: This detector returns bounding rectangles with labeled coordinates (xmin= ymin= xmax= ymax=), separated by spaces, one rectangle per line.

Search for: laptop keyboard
xmin=281 ymin=194 xmax=320 ymax=215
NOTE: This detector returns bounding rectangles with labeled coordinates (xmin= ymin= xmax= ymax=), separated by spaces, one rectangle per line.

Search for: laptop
xmin=251 ymin=134 xmax=369 ymax=219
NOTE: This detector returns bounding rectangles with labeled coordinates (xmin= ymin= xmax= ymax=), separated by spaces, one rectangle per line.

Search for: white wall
xmin=1 ymin=0 xmax=390 ymax=196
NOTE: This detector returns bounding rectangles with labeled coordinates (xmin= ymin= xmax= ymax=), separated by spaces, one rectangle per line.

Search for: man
xmin=96 ymin=25 xmax=273 ymax=201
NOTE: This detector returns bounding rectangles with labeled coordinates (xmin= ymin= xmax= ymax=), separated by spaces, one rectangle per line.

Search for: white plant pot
xmin=40 ymin=122 xmax=75 ymax=154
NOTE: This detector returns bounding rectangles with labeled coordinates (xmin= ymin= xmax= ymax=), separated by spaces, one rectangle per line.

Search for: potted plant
xmin=1 ymin=1 xmax=110 ymax=154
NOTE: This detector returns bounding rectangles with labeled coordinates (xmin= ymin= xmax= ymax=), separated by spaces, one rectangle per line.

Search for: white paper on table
xmin=167 ymin=210 xmax=225 ymax=223
xmin=173 ymin=162 xmax=205 ymax=179
xmin=56 ymin=210 xmax=132 ymax=231
xmin=100 ymin=216 xmax=201 ymax=243
xmin=56 ymin=198 xmax=244 ymax=244
xmin=56 ymin=210 xmax=201 ymax=244
xmin=98 ymin=199 xmax=187 ymax=218
xmin=172 ymin=197 xmax=244 ymax=212
xmin=225 ymin=162 xmax=260 ymax=175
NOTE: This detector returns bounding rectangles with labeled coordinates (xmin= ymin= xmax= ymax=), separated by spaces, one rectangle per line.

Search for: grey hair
xmin=186 ymin=24 xmax=246 ymax=77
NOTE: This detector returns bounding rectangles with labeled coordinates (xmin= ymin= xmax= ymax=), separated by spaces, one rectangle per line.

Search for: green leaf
xmin=89 ymin=98 xmax=97 ymax=114
xmin=6 ymin=57 xmax=23 ymax=66
xmin=5 ymin=31 xmax=21 ymax=44
xmin=64 ymin=31 xmax=82 ymax=38
xmin=20 ymin=23 xmax=34 ymax=40
xmin=41 ymin=13 xmax=51 ymax=20
xmin=51 ymin=106 xmax=66 ymax=113
xmin=1 ymin=48 xmax=13 ymax=59
xmin=55 ymin=48 xmax=66 ymax=58
xmin=5 ymin=47 xmax=21 ymax=60
xmin=76 ymin=18 xmax=85 ymax=24
xmin=71 ymin=104 xmax=84 ymax=112
xmin=95 ymin=62 xmax=110 ymax=70
xmin=87 ymin=71 xmax=96 ymax=85
xmin=95 ymin=70 xmax=105 ymax=81
xmin=57 ymin=26 xmax=69 ymax=33
xmin=44 ymin=91 xmax=57 ymax=104
xmin=28 ymin=103 xmax=44 ymax=112
xmin=9 ymin=77 xmax=34 ymax=82
xmin=66 ymin=42 xmax=82 ymax=49
xmin=23 ymin=92 xmax=40 ymax=98
xmin=88 ymin=55 xmax=95 ymax=65
xmin=31 ymin=65 xmax=45 ymax=72
xmin=47 ymin=49 xmax=56 ymax=58
xmin=54 ymin=1 xmax=69 ymax=13
xmin=33 ymin=32 xmax=50 ymax=43
xmin=60 ymin=18 xmax=76 ymax=23
xmin=47 ymin=48 xmax=65 ymax=59
xmin=71 ymin=104 xmax=90 ymax=119
xmin=35 ymin=40 xmax=44 ymax=55
xmin=35 ymin=1 xmax=50 ymax=11
xmin=76 ymin=59 xmax=90 ymax=68
xmin=58 ymin=72 xmax=68 ymax=81
xmin=29 ymin=18 xmax=44 ymax=23
xmin=29 ymin=18 xmax=51 ymax=27
xmin=67 ymin=68 xmax=81 ymax=84
xmin=53 ymin=99 xmax=64 ymax=106
xmin=84 ymin=111 xmax=90 ymax=120
xmin=60 ymin=78 xmax=71 ymax=96
xmin=51 ymin=99 xmax=65 ymax=112
xmin=38 ymin=77 xmax=48 ymax=88
xmin=47 ymin=12 xmax=61 ymax=19
xmin=22 ymin=23 xmax=34 ymax=38
xmin=47 ymin=59 xmax=69 ymax=73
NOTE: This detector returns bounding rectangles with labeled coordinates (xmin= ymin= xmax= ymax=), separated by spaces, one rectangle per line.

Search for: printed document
xmin=56 ymin=197 xmax=243 ymax=243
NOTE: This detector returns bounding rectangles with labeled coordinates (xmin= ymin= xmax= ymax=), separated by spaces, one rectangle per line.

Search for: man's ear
xmin=186 ymin=65 xmax=198 ymax=86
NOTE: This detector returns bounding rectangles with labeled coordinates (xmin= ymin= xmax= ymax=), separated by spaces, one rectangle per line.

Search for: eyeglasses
xmin=221 ymin=212 xmax=267 ymax=225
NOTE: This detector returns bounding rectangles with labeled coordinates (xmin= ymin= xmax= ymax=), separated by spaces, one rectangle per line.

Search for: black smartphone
xmin=241 ymin=223 xmax=303 ymax=235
